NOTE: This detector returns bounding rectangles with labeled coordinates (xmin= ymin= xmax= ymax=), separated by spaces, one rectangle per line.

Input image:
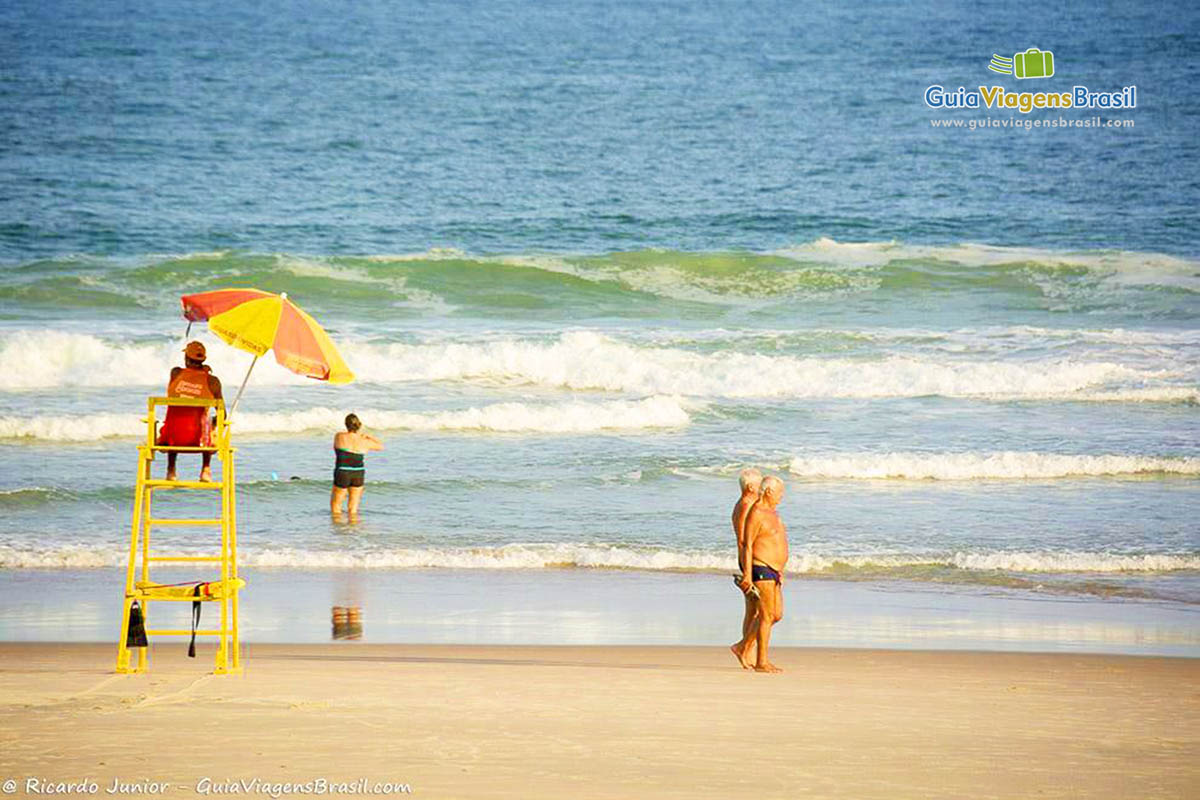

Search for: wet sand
xmin=0 ymin=643 xmax=1196 ymax=799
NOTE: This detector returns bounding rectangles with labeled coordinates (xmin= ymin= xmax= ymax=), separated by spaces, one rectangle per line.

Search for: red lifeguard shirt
xmin=157 ymin=366 xmax=216 ymax=447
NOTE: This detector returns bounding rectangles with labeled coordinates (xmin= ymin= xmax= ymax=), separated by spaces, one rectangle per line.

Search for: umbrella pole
xmin=228 ymin=355 xmax=258 ymax=419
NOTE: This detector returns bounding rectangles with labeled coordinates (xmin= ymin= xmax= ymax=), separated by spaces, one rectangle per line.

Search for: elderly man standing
xmin=730 ymin=468 xmax=763 ymax=669
xmin=737 ymin=476 xmax=788 ymax=673
xmin=157 ymin=341 xmax=223 ymax=482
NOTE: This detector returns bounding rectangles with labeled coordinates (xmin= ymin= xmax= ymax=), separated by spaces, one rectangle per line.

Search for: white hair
xmin=738 ymin=468 xmax=763 ymax=492
xmin=760 ymin=475 xmax=784 ymax=498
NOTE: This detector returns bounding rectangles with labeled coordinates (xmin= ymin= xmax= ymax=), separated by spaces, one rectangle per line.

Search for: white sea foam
xmin=0 ymin=396 xmax=691 ymax=441
xmin=3 ymin=329 xmax=1193 ymax=402
xmin=1068 ymin=387 xmax=1199 ymax=404
xmin=855 ymin=324 xmax=1200 ymax=349
xmin=0 ymin=331 xmax=168 ymax=390
xmin=340 ymin=331 xmax=1184 ymax=400
xmin=235 ymin=396 xmax=691 ymax=435
xmin=0 ymin=544 xmax=118 ymax=568
xmin=585 ymin=325 xmax=1200 ymax=358
xmin=783 ymin=550 xmax=1200 ymax=574
xmin=784 ymin=451 xmax=1200 ymax=480
xmin=0 ymin=413 xmax=146 ymax=441
xmin=0 ymin=330 xmax=312 ymax=390
xmin=1010 ymin=326 xmax=1200 ymax=346
xmin=2 ymin=542 xmax=1196 ymax=574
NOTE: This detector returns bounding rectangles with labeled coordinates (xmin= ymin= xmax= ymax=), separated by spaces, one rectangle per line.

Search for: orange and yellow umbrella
xmin=180 ymin=288 xmax=354 ymax=413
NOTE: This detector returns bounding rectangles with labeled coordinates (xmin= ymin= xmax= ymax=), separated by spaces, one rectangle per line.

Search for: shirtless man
xmin=737 ymin=476 xmax=788 ymax=673
xmin=729 ymin=468 xmax=762 ymax=669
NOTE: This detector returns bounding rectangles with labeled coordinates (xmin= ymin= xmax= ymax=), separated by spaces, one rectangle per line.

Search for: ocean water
xmin=1 ymin=0 xmax=1198 ymax=650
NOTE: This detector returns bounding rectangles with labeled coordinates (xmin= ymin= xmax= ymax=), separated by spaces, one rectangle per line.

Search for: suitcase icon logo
xmin=988 ymin=48 xmax=1055 ymax=79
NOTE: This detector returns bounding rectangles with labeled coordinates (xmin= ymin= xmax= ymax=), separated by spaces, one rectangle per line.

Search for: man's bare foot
xmin=165 ymin=470 xmax=177 ymax=482
xmin=199 ymin=467 xmax=212 ymax=482
xmin=754 ymin=662 xmax=783 ymax=673
xmin=730 ymin=642 xmax=754 ymax=670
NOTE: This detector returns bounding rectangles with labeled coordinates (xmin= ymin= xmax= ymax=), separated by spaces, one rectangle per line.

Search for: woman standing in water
xmin=331 ymin=413 xmax=384 ymax=519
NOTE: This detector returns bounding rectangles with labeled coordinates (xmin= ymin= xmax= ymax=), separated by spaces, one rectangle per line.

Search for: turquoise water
xmin=0 ymin=1 xmax=1197 ymax=650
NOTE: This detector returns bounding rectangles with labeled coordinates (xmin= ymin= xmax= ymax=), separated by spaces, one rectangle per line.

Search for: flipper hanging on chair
xmin=126 ymin=601 xmax=148 ymax=648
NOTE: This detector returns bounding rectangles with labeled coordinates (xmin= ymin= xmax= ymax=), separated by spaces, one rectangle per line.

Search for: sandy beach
xmin=4 ymin=1 xmax=1197 ymax=798
xmin=0 ymin=643 xmax=1196 ymax=799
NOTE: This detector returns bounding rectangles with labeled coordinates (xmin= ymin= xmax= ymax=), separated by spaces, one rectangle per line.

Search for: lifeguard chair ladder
xmin=116 ymin=396 xmax=243 ymax=674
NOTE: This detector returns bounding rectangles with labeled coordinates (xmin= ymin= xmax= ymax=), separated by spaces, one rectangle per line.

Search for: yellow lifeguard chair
xmin=116 ymin=397 xmax=243 ymax=674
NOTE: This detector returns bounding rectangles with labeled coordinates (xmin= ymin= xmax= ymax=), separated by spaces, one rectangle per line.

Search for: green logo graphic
xmin=989 ymin=54 xmax=1014 ymax=74
xmin=988 ymin=48 xmax=1055 ymax=79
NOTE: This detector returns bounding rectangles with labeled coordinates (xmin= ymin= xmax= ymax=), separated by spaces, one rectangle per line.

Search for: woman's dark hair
xmin=345 ymin=413 xmax=361 ymax=432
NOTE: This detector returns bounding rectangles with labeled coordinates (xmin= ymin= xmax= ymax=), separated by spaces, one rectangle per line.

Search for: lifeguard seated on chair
xmin=158 ymin=341 xmax=223 ymax=482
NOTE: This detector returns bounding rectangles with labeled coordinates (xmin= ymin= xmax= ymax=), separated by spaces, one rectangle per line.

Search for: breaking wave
xmin=2 ymin=328 xmax=1193 ymax=402
xmin=0 ymin=396 xmax=692 ymax=441
xmin=784 ymin=451 xmax=1200 ymax=480
xmin=772 ymin=238 xmax=1200 ymax=292
xmin=339 ymin=333 xmax=1190 ymax=400
xmin=2 ymin=241 xmax=1197 ymax=318
xmin=2 ymin=542 xmax=1197 ymax=575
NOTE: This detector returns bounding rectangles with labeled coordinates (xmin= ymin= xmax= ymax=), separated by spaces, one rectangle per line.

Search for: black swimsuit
xmin=751 ymin=563 xmax=781 ymax=584
xmin=333 ymin=448 xmax=365 ymax=488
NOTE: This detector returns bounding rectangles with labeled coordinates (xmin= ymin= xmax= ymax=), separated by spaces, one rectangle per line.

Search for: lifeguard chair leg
xmin=117 ymin=452 xmax=151 ymax=673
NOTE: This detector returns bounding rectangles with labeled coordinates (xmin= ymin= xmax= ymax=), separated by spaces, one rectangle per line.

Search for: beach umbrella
xmin=179 ymin=288 xmax=354 ymax=415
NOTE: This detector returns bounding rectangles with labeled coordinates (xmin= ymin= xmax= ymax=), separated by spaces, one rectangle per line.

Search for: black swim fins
xmin=126 ymin=601 xmax=148 ymax=648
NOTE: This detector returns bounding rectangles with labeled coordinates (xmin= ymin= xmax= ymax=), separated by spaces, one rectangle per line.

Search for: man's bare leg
xmin=347 ymin=486 xmax=365 ymax=518
xmin=165 ymin=452 xmax=178 ymax=482
xmin=754 ymin=580 xmax=782 ymax=673
xmin=331 ymin=487 xmax=347 ymax=517
xmin=730 ymin=592 xmax=758 ymax=669
xmin=199 ymin=452 xmax=213 ymax=483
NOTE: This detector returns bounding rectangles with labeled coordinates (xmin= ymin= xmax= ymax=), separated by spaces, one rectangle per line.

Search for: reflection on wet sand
xmin=332 ymin=605 xmax=362 ymax=640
